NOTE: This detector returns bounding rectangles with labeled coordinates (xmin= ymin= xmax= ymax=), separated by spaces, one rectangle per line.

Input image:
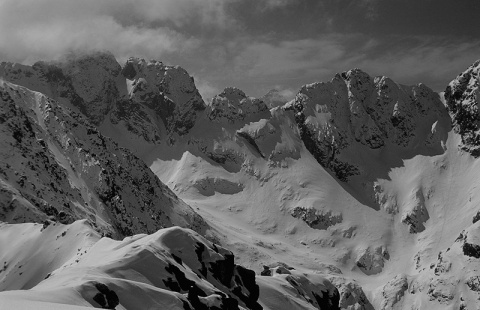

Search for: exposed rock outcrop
xmin=0 ymin=53 xmax=207 ymax=145
xmin=290 ymin=206 xmax=342 ymax=230
xmin=258 ymin=263 xmax=340 ymax=310
xmin=122 ymin=57 xmax=206 ymax=137
xmin=445 ymin=60 xmax=480 ymax=156
xmin=328 ymin=276 xmax=374 ymax=310
xmin=207 ymin=87 xmax=270 ymax=124
xmin=401 ymin=188 xmax=429 ymax=233
xmin=288 ymin=69 xmax=449 ymax=181
xmin=355 ymin=245 xmax=389 ymax=275
xmin=260 ymin=89 xmax=290 ymax=108
xmin=378 ymin=274 xmax=409 ymax=310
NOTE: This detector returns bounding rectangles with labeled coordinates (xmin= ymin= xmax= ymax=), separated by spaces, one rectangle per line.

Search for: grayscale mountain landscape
xmin=0 ymin=1 xmax=479 ymax=309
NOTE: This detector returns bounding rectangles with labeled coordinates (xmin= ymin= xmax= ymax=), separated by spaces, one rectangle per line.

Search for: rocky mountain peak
xmin=207 ymin=87 xmax=269 ymax=124
xmin=122 ymin=57 xmax=202 ymax=105
xmin=261 ymin=89 xmax=291 ymax=108
xmin=342 ymin=68 xmax=375 ymax=102
xmin=445 ymin=59 xmax=480 ymax=156
xmin=120 ymin=57 xmax=206 ymax=137
xmin=0 ymin=53 xmax=208 ymax=144
xmin=291 ymin=69 xmax=449 ymax=181
xmin=219 ymin=86 xmax=247 ymax=101
xmin=344 ymin=68 xmax=370 ymax=77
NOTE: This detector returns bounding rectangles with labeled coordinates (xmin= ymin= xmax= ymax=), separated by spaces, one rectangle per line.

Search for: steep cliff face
xmin=122 ymin=57 xmax=206 ymax=138
xmin=288 ymin=69 xmax=449 ymax=181
xmin=0 ymin=80 xmax=207 ymax=238
xmin=445 ymin=60 xmax=480 ymax=156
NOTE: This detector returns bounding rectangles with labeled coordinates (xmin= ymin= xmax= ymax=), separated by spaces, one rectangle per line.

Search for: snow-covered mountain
xmin=1 ymin=52 xmax=480 ymax=310
xmin=0 ymin=220 xmax=339 ymax=309
xmin=287 ymin=69 xmax=450 ymax=181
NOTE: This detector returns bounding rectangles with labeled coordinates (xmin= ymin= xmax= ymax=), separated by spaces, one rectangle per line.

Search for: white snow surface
xmin=0 ymin=220 xmax=337 ymax=310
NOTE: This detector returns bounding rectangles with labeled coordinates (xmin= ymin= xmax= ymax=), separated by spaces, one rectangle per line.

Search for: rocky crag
xmin=445 ymin=60 xmax=480 ymax=156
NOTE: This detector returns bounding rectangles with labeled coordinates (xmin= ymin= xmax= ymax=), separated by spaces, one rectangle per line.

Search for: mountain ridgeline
xmin=1 ymin=52 xmax=480 ymax=310
xmin=0 ymin=52 xmax=464 ymax=181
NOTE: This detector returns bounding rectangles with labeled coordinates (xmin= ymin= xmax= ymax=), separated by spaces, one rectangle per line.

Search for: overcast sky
xmin=0 ymin=0 xmax=479 ymax=101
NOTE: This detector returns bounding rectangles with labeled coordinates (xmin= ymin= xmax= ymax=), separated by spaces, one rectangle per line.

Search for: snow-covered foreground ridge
xmin=0 ymin=221 xmax=339 ymax=310
xmin=1 ymin=52 xmax=480 ymax=309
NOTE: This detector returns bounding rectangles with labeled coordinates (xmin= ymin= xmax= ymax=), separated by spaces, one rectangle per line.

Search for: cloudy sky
xmin=0 ymin=0 xmax=479 ymax=101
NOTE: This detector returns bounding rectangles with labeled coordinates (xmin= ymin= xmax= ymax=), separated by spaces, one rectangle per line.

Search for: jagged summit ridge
xmin=122 ymin=57 xmax=206 ymax=136
xmin=207 ymin=87 xmax=270 ymax=124
xmin=0 ymin=52 xmax=206 ymax=145
xmin=260 ymin=89 xmax=291 ymax=109
xmin=288 ymin=68 xmax=450 ymax=180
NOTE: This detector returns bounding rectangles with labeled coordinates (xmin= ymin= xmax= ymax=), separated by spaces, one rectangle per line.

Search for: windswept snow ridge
xmin=0 ymin=221 xmax=340 ymax=310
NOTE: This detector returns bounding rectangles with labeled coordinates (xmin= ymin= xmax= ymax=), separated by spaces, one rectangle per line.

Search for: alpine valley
xmin=0 ymin=51 xmax=480 ymax=310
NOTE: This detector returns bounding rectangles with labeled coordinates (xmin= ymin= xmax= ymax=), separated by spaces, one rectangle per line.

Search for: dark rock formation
xmin=0 ymin=53 xmax=207 ymax=145
xmin=290 ymin=207 xmax=342 ymax=229
xmin=260 ymin=89 xmax=290 ymax=108
xmin=355 ymin=246 xmax=389 ymax=275
xmin=445 ymin=60 xmax=480 ymax=156
xmin=93 ymin=282 xmax=119 ymax=309
xmin=207 ymin=87 xmax=269 ymax=124
xmin=288 ymin=68 xmax=448 ymax=181
xmin=401 ymin=189 xmax=429 ymax=233
xmin=463 ymin=242 xmax=480 ymax=258
xmin=122 ymin=57 xmax=206 ymax=137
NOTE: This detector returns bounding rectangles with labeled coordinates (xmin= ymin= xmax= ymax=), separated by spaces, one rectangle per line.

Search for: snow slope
xmin=0 ymin=221 xmax=339 ymax=310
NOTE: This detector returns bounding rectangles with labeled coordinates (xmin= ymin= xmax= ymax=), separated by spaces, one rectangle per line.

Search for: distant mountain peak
xmin=219 ymin=86 xmax=247 ymax=100
xmin=261 ymin=88 xmax=291 ymax=108
xmin=207 ymin=87 xmax=269 ymax=124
